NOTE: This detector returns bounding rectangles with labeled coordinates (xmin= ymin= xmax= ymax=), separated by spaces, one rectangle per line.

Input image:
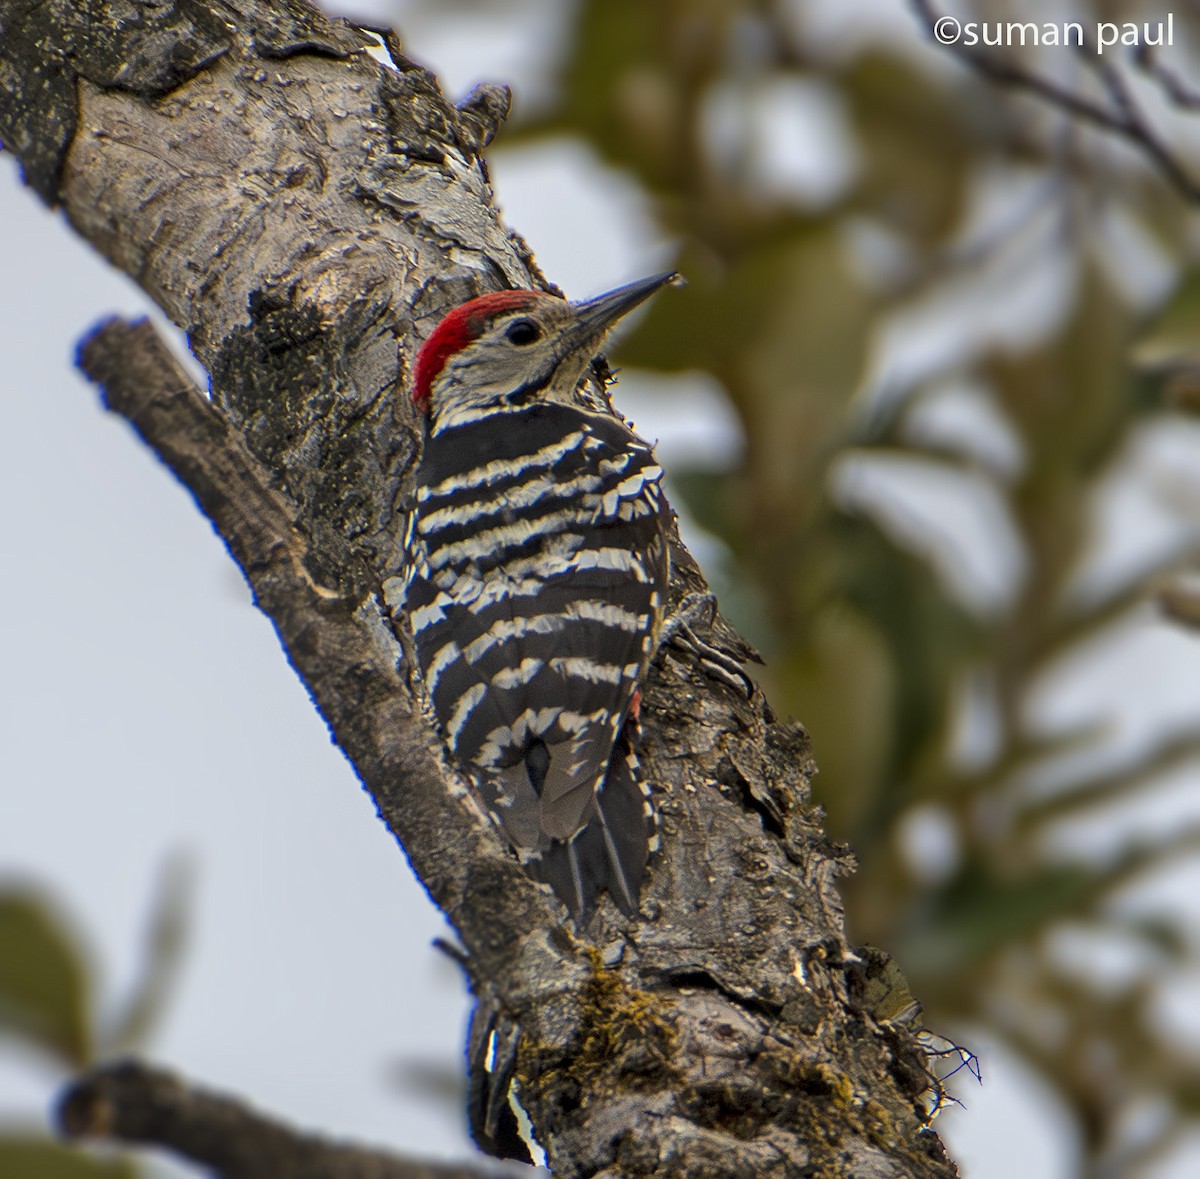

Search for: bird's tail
xmin=532 ymin=743 xmax=655 ymax=925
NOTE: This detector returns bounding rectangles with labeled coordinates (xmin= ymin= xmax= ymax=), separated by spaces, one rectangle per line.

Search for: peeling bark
xmin=0 ymin=2 xmax=959 ymax=1175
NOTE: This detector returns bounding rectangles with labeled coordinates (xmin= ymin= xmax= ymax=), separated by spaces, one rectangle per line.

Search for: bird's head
xmin=411 ymin=272 xmax=681 ymax=426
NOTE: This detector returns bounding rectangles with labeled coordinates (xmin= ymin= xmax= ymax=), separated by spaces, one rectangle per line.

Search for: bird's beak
xmin=566 ymin=272 xmax=683 ymax=351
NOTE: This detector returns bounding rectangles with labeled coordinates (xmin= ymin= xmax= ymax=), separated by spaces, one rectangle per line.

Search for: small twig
xmin=909 ymin=0 xmax=1131 ymax=131
xmin=1136 ymin=44 xmax=1200 ymax=111
xmin=909 ymin=0 xmax=1200 ymax=203
xmin=58 ymin=1059 xmax=498 ymax=1179
xmin=1093 ymin=52 xmax=1200 ymax=203
xmin=883 ymin=173 xmax=1066 ymax=302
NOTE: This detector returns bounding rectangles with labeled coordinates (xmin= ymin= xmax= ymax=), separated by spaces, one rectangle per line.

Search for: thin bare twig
xmin=909 ymin=0 xmax=1200 ymax=203
xmin=1136 ymin=44 xmax=1200 ymax=112
xmin=1093 ymin=52 xmax=1200 ymax=203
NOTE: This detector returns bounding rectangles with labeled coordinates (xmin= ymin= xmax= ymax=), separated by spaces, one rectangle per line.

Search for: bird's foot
xmin=658 ymin=592 xmax=755 ymax=697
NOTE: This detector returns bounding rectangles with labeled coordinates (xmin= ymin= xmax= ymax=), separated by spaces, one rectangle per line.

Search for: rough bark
xmin=0 ymin=2 xmax=959 ymax=1176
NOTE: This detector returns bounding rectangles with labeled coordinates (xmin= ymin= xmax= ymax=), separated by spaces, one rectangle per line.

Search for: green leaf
xmin=992 ymin=260 xmax=1144 ymax=485
xmin=841 ymin=53 xmax=974 ymax=246
xmin=899 ymin=862 xmax=1099 ymax=981
xmin=983 ymin=261 xmax=1147 ymax=616
xmin=1133 ymin=268 xmax=1200 ymax=370
xmin=824 ymin=512 xmax=982 ymax=798
xmin=1115 ymin=916 xmax=1188 ymax=961
xmin=0 ymin=890 xmax=92 ymax=1067
xmin=104 ymin=855 xmax=192 ymax=1055
xmin=619 ymin=220 xmax=875 ymax=503
xmin=773 ymin=599 xmax=895 ymax=841
xmin=519 ymin=0 xmax=732 ymax=195
xmin=0 ymin=1137 xmax=137 ymax=1179
xmin=902 ymin=830 xmax=1200 ymax=984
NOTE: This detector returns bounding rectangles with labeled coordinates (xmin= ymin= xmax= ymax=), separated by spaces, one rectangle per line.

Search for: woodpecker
xmin=385 ymin=273 xmax=681 ymax=923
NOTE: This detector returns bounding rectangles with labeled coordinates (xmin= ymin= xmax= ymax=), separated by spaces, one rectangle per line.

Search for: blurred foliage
xmin=492 ymin=0 xmax=1200 ymax=1173
xmin=8 ymin=0 xmax=1200 ymax=1175
xmin=0 ymin=1138 xmax=138 ymax=1179
xmin=0 ymin=863 xmax=190 ymax=1178
xmin=0 ymin=894 xmax=93 ymax=1068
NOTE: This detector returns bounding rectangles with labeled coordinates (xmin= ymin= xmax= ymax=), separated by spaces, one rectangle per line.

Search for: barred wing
xmin=386 ymin=403 xmax=668 ymax=896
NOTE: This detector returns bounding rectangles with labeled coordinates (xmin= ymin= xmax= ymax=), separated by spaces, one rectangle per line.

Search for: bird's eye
xmin=505 ymin=318 xmax=541 ymax=346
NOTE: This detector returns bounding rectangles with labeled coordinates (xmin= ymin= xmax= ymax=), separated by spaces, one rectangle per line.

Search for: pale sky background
xmin=3 ymin=1 xmax=1200 ymax=1176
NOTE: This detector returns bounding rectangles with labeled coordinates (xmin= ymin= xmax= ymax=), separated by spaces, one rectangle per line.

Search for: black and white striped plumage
xmin=385 ymin=275 xmax=679 ymax=921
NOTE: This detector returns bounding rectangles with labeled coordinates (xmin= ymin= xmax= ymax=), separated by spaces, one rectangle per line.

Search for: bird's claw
xmin=659 ymin=593 xmax=755 ymax=697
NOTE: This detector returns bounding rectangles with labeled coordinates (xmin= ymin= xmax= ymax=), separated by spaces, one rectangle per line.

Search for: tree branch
xmin=1135 ymin=44 xmax=1200 ymax=112
xmin=910 ymin=0 xmax=1200 ymax=203
xmin=2 ymin=2 xmax=958 ymax=1174
xmin=58 ymin=1060 xmax=497 ymax=1179
xmin=73 ymin=316 xmax=542 ymax=943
